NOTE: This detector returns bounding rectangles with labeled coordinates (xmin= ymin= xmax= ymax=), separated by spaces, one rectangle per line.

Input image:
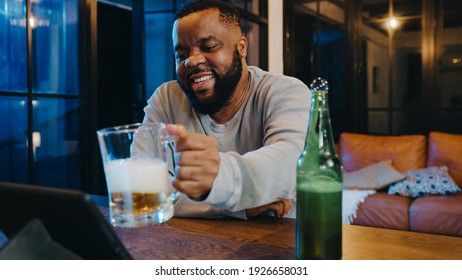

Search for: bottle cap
xmin=310 ymin=77 xmax=329 ymax=91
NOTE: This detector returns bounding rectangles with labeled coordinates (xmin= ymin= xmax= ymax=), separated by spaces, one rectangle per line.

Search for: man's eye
xmin=175 ymin=54 xmax=187 ymax=61
xmin=204 ymin=45 xmax=217 ymax=52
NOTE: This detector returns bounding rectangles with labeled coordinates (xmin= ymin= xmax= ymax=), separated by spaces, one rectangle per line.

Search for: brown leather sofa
xmin=338 ymin=132 xmax=462 ymax=237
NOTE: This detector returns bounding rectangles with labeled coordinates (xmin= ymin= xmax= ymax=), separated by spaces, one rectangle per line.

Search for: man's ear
xmin=238 ymin=35 xmax=248 ymax=58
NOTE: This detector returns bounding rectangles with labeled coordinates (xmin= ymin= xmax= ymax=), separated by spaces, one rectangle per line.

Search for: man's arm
xmin=165 ymin=124 xmax=295 ymax=218
xmin=198 ymin=81 xmax=311 ymax=213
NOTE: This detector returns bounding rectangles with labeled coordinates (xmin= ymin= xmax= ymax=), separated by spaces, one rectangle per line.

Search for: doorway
xmin=97 ymin=2 xmax=134 ymax=130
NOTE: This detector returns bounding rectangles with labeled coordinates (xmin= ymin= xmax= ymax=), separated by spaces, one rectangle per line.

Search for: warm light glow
xmin=29 ymin=16 xmax=36 ymax=28
xmin=452 ymin=58 xmax=462 ymax=64
xmin=28 ymin=15 xmax=49 ymax=29
xmin=32 ymin=131 xmax=41 ymax=161
xmin=32 ymin=132 xmax=41 ymax=148
xmin=19 ymin=100 xmax=39 ymax=106
xmin=388 ymin=17 xmax=399 ymax=29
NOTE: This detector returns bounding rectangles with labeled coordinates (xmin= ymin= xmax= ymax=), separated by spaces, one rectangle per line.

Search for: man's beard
xmin=177 ymin=49 xmax=243 ymax=115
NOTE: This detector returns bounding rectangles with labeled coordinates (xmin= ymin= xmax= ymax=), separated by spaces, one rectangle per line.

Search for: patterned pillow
xmin=388 ymin=166 xmax=461 ymax=197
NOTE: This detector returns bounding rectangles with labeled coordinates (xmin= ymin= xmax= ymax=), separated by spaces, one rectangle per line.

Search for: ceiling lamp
xmin=388 ymin=17 xmax=399 ymax=29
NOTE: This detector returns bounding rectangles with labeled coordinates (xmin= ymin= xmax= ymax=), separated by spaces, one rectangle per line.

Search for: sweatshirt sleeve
xmin=201 ymin=78 xmax=311 ymax=213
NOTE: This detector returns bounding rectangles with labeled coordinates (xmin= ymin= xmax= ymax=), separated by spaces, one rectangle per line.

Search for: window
xmin=0 ymin=0 xmax=81 ymax=189
xmin=0 ymin=0 xmax=27 ymax=92
xmin=144 ymin=12 xmax=175 ymax=99
xmin=31 ymin=0 xmax=79 ymax=94
xmin=0 ymin=97 xmax=28 ymax=183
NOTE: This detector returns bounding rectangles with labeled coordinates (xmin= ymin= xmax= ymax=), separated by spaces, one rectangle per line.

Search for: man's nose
xmin=185 ymin=53 xmax=205 ymax=68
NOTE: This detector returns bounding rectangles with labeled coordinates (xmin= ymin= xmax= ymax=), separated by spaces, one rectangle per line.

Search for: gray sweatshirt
xmin=142 ymin=66 xmax=311 ymax=219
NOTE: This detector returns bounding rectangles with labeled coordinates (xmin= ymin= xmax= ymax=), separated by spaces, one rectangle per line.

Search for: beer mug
xmin=97 ymin=123 xmax=175 ymax=227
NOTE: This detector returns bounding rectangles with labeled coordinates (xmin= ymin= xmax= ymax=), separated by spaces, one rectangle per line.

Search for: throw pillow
xmin=343 ymin=160 xmax=406 ymax=190
xmin=388 ymin=166 xmax=461 ymax=197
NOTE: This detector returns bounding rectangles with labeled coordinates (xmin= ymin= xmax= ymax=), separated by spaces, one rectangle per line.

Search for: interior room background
xmin=1 ymin=0 xmax=461 ymax=194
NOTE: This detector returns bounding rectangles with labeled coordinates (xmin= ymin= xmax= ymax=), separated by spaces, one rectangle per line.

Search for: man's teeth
xmin=194 ymin=75 xmax=213 ymax=83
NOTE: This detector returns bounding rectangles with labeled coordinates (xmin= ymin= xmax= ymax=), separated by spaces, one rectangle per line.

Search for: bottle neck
xmin=298 ymin=89 xmax=341 ymax=181
xmin=315 ymin=90 xmax=329 ymax=112
xmin=308 ymin=90 xmax=334 ymax=152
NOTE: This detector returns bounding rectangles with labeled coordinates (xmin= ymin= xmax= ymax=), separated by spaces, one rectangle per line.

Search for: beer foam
xmin=104 ymin=158 xmax=169 ymax=193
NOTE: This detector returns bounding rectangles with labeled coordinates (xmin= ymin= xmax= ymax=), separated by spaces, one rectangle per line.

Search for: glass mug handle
xmin=160 ymin=126 xmax=179 ymax=202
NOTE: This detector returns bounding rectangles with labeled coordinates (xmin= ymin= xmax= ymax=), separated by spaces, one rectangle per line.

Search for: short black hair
xmin=174 ymin=0 xmax=241 ymax=29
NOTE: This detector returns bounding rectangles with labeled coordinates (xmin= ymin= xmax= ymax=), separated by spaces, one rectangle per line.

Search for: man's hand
xmin=245 ymin=199 xmax=293 ymax=218
xmin=165 ymin=124 xmax=220 ymax=199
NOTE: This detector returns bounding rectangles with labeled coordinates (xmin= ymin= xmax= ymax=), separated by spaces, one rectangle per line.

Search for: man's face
xmin=172 ymin=9 xmax=246 ymax=115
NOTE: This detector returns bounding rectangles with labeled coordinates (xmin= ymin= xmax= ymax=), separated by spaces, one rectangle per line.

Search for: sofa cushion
xmin=343 ymin=160 xmax=406 ymax=190
xmin=338 ymin=133 xmax=426 ymax=173
xmin=353 ymin=192 xmax=412 ymax=230
xmin=410 ymin=192 xmax=462 ymax=237
xmin=388 ymin=166 xmax=461 ymax=197
xmin=427 ymin=132 xmax=462 ymax=186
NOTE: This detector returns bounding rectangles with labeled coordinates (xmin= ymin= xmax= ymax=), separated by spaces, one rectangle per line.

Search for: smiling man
xmin=142 ymin=0 xmax=311 ymax=219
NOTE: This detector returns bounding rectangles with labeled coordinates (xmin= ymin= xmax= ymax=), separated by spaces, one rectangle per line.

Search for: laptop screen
xmin=0 ymin=182 xmax=131 ymax=260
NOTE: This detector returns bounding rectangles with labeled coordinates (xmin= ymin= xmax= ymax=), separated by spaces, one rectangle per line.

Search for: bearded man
xmin=142 ymin=0 xmax=311 ymax=219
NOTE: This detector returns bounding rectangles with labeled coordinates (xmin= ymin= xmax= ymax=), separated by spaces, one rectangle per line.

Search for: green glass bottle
xmin=296 ymin=77 xmax=343 ymax=260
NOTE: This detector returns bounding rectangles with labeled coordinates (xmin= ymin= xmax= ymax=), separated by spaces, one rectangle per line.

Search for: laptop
xmin=0 ymin=182 xmax=131 ymax=260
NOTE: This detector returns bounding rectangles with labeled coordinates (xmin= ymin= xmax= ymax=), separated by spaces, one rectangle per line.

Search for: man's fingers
xmin=174 ymin=165 xmax=207 ymax=181
xmin=175 ymin=133 xmax=217 ymax=151
xmin=165 ymin=124 xmax=188 ymax=138
xmin=272 ymin=201 xmax=285 ymax=217
xmin=244 ymin=199 xmax=293 ymax=218
xmin=172 ymin=178 xmax=212 ymax=199
xmin=175 ymin=150 xmax=219 ymax=166
xmin=280 ymin=199 xmax=293 ymax=215
xmin=267 ymin=200 xmax=292 ymax=217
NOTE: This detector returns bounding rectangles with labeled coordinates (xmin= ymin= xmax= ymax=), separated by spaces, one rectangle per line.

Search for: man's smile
xmin=192 ymin=74 xmax=214 ymax=84
xmin=188 ymin=72 xmax=215 ymax=93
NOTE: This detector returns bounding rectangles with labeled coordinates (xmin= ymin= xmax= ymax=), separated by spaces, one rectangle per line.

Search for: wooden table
xmin=92 ymin=196 xmax=462 ymax=260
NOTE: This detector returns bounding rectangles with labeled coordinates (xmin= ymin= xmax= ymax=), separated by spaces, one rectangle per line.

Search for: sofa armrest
xmin=427 ymin=132 xmax=462 ymax=186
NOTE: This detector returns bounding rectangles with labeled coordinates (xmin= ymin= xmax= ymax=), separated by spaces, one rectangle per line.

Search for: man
xmin=142 ymin=0 xmax=311 ymax=219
